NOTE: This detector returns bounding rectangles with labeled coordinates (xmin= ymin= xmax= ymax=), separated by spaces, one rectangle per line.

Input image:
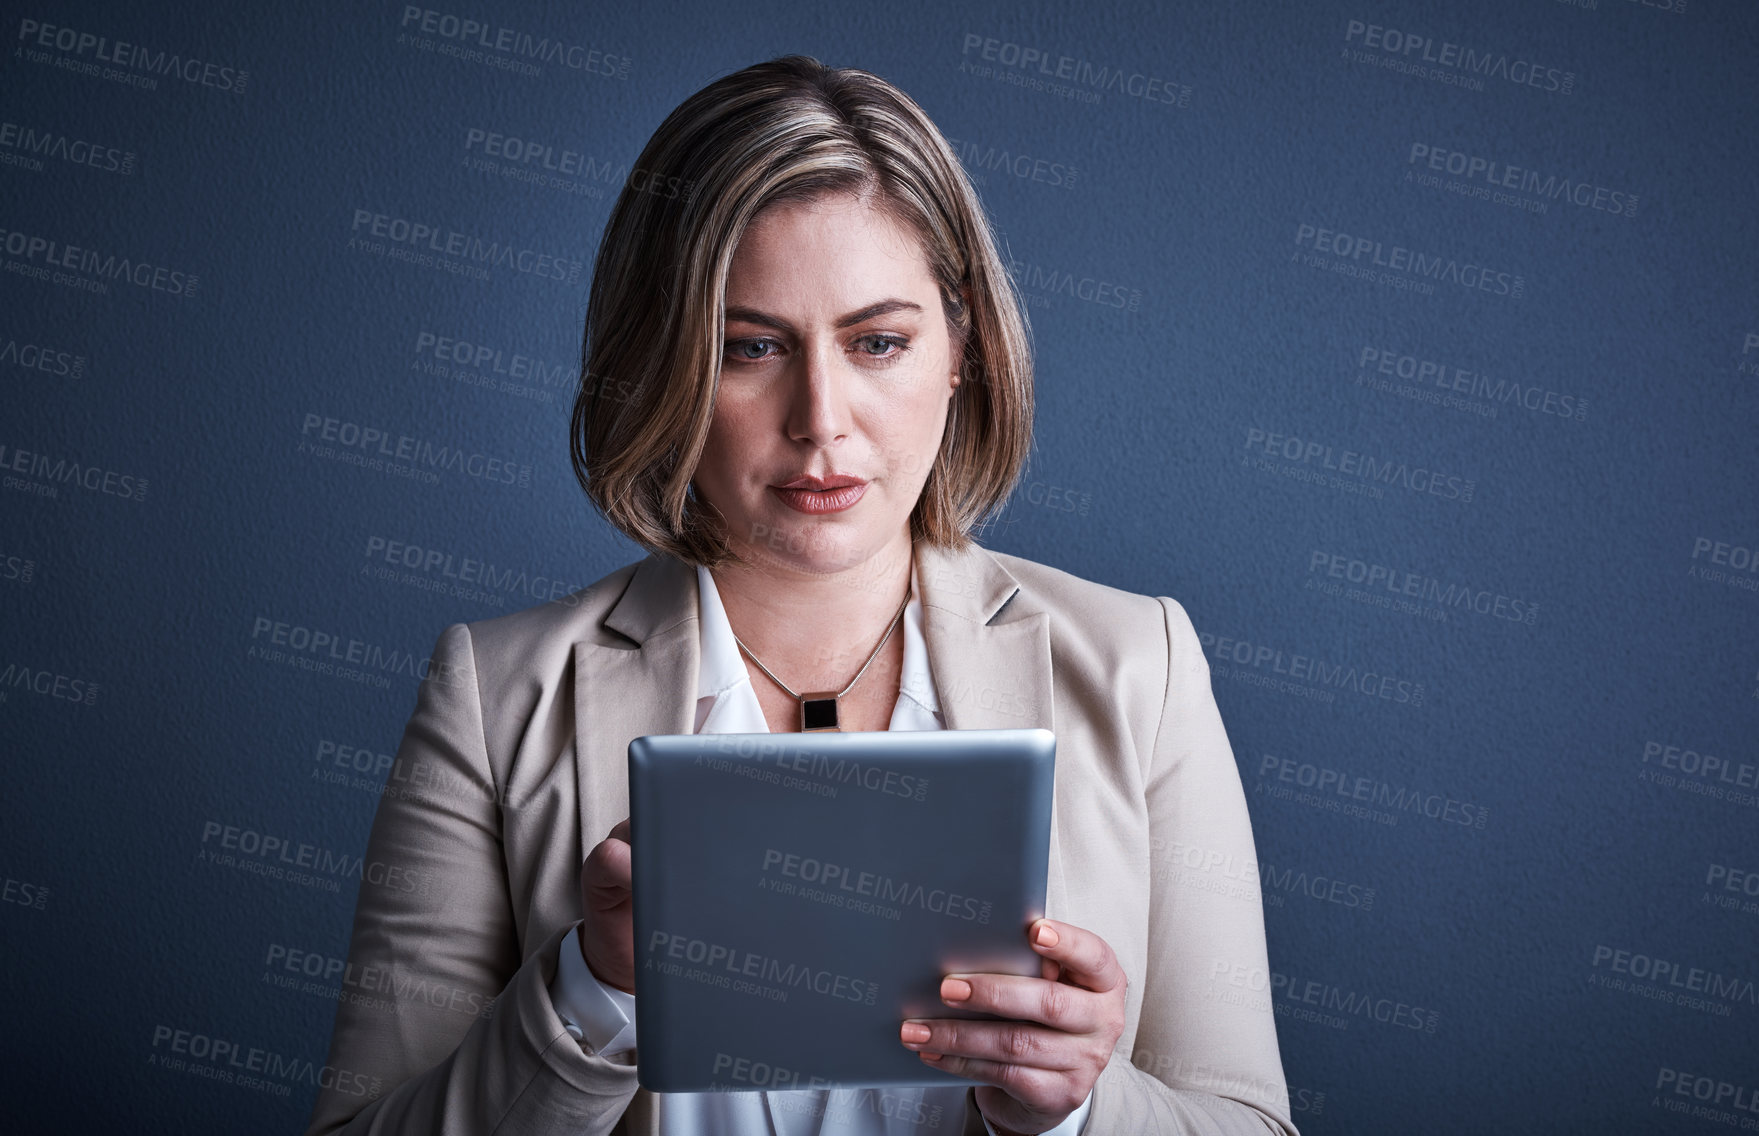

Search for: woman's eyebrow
xmin=834 ymin=298 xmax=923 ymax=328
xmin=724 ymin=298 xmax=924 ymax=333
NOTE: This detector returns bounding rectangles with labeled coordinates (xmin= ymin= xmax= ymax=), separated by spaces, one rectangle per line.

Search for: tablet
xmin=627 ymin=727 xmax=1055 ymax=1094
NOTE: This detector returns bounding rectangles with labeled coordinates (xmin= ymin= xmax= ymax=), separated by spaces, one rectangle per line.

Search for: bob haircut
xmin=570 ymin=54 xmax=1035 ymax=567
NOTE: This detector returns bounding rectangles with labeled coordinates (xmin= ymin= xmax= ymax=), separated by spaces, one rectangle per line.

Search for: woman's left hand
xmin=898 ymin=917 xmax=1128 ymax=1136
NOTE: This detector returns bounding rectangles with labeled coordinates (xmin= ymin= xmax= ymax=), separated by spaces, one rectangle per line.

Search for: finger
xmin=899 ymin=1016 xmax=1080 ymax=1073
xmin=922 ymin=1049 xmax=1068 ymax=1099
xmin=1024 ymin=918 xmax=1126 ymax=995
xmin=582 ymin=836 xmax=632 ymax=896
xmin=934 ymin=972 xmax=1104 ymax=1034
xmin=608 ymin=817 xmax=631 ymax=843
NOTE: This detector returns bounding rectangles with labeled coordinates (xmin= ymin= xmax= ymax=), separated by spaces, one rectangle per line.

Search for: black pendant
xmin=800 ymin=692 xmax=841 ymax=732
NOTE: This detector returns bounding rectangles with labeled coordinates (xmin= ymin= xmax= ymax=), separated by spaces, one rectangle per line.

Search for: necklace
xmin=730 ymin=588 xmax=912 ymax=732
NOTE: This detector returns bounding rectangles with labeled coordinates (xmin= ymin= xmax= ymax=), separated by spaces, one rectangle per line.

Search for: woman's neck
xmin=708 ymin=531 xmax=915 ymax=693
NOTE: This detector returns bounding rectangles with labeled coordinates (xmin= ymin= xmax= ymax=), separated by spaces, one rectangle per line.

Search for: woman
xmin=308 ymin=55 xmax=1296 ymax=1136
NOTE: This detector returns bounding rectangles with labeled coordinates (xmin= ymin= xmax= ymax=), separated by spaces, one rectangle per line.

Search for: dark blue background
xmin=4 ymin=1 xmax=1755 ymax=1131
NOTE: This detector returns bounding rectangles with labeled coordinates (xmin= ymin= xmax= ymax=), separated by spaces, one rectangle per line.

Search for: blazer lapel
xmin=916 ymin=541 xmax=1067 ymax=923
xmin=572 ymin=553 xmax=700 ymax=847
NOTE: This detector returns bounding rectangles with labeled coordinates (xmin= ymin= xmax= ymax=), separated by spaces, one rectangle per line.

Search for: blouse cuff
xmin=549 ymin=922 xmax=638 ymax=1057
xmin=981 ymin=1087 xmax=1093 ymax=1135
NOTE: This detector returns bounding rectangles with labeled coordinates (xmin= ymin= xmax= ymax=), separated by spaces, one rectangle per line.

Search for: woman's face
xmin=692 ymin=191 xmax=960 ymax=577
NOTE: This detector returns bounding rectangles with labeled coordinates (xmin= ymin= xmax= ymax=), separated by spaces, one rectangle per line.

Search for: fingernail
xmin=1034 ymin=922 xmax=1058 ymax=948
xmin=920 ymin=1051 xmax=943 ymax=1063
xmin=900 ymin=1022 xmax=931 ymax=1044
xmin=940 ymin=977 xmax=971 ymax=1003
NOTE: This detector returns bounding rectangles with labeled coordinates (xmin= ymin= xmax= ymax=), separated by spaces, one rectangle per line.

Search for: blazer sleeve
xmin=1083 ymin=599 xmax=1300 ymax=1136
xmin=305 ymin=623 xmax=642 ymax=1136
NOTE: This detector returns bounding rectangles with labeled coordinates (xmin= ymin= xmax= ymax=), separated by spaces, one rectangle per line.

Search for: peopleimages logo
xmin=1308 ymin=550 xmax=1539 ymax=626
xmin=1589 ymin=945 xmax=1757 ymax=1015
xmin=709 ymin=735 xmax=932 ymax=801
xmin=362 ymin=534 xmax=586 ymax=609
xmin=0 ymin=661 xmax=99 ymax=706
xmin=645 ymin=930 xmax=880 ymax=1006
xmin=298 ymin=412 xmax=533 ymax=489
xmin=16 ymin=18 xmax=249 ymax=93
xmin=148 ymin=1026 xmax=378 ymax=1100
xmin=1620 ymin=0 xmax=1689 ymax=15
xmin=1691 ymin=538 xmax=1759 ymax=574
xmin=1128 ymin=1054 xmax=1326 ymax=1120
xmin=943 ymin=134 xmax=1079 ymax=190
xmin=1244 ymin=427 xmax=1476 ymax=503
xmin=1687 ymin=537 xmax=1759 ymax=594
xmin=1007 ymin=255 xmax=1142 ymax=311
xmin=0 ymin=551 xmax=38 ymax=585
xmin=1406 ymin=144 xmax=1637 ymax=218
xmin=262 ymin=942 xmax=493 ymax=1020
xmin=459 ymin=128 xmax=689 ymax=202
xmin=397 ymin=6 xmax=631 ymax=78
xmin=0 ymin=334 xmax=86 ymax=379
xmin=1210 ymin=961 xmax=1441 ymax=1034
xmin=1295 ymin=223 xmax=1523 ymax=299
xmin=1257 ymin=755 xmax=1488 ymax=829
xmin=411 ymin=330 xmax=574 ymax=394
xmin=0 ymin=228 xmax=198 ymax=298
xmin=958 ymin=33 xmax=1191 ymax=107
xmin=1342 ymin=19 xmax=1575 ymax=95
xmin=248 ymin=615 xmax=459 ymax=685
xmin=0 ymin=121 xmax=135 ymax=175
xmin=1653 ymin=1068 xmax=1759 ymax=1128
xmin=1198 ymin=630 xmax=1426 ymax=706
xmin=197 ymin=820 xmax=431 ymax=894
xmin=1641 ymin=741 xmax=1757 ymax=791
xmin=1151 ymin=837 xmax=1378 ymax=911
xmin=348 ymin=209 xmax=583 ymax=284
xmin=1356 ymin=346 xmax=1588 ymax=423
xmin=760 ymin=848 xmax=994 ymax=923
xmin=0 ymin=442 xmax=149 ymax=502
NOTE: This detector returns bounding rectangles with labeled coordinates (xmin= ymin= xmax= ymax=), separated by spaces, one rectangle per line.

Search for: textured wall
xmin=4 ymin=1 xmax=1755 ymax=1131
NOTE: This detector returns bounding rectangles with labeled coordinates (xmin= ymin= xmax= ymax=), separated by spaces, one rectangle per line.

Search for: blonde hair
xmin=571 ymin=54 xmax=1034 ymax=566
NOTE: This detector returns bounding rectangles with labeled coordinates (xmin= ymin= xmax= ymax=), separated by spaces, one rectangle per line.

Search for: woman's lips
xmin=772 ymin=483 xmax=867 ymax=514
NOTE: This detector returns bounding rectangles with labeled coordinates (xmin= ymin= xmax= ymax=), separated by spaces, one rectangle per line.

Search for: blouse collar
xmin=693 ymin=556 xmax=941 ymax=733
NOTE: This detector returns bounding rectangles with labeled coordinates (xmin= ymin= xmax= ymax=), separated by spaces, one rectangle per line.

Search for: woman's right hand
xmin=577 ymin=817 xmax=635 ymax=993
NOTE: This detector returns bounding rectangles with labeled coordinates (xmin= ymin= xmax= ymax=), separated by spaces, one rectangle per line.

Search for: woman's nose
xmin=785 ymin=340 xmax=853 ymax=446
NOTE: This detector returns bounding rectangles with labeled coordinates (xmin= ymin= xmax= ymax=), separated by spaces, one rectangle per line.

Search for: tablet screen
xmin=628 ymin=727 xmax=1055 ymax=1092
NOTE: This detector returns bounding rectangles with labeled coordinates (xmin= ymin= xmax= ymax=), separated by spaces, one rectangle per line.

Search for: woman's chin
xmin=731 ymin=524 xmax=890 ymax=578
xmin=744 ymin=540 xmax=863 ymax=577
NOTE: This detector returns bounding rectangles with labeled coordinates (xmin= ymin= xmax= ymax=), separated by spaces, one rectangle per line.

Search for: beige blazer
xmin=307 ymin=540 xmax=1298 ymax=1135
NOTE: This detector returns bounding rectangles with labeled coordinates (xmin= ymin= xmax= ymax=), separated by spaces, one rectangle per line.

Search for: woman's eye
xmin=855 ymin=335 xmax=907 ymax=359
xmin=725 ymin=339 xmax=777 ymax=362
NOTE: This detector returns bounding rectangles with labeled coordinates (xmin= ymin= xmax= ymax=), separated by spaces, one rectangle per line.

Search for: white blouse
xmin=546 ymin=560 xmax=1092 ymax=1135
